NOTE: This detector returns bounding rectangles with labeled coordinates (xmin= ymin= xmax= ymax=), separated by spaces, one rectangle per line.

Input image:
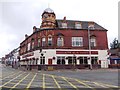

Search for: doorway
xmin=48 ymin=59 xmax=52 ymax=65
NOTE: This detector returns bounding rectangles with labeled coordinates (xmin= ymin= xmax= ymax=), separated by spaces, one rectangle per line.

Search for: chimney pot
xmin=25 ymin=34 xmax=28 ymax=38
xmin=33 ymin=26 xmax=37 ymax=32
xmin=63 ymin=16 xmax=66 ymax=21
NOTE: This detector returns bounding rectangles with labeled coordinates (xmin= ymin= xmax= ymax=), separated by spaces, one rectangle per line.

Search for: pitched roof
xmin=56 ymin=19 xmax=107 ymax=30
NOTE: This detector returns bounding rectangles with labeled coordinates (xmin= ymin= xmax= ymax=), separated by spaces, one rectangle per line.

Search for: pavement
xmin=0 ymin=63 xmax=120 ymax=90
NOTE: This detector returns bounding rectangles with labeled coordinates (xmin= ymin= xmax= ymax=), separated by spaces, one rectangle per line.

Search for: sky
xmin=0 ymin=0 xmax=119 ymax=57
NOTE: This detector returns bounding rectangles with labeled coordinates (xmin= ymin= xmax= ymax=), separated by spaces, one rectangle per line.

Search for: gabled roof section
xmin=56 ymin=19 xmax=107 ymax=30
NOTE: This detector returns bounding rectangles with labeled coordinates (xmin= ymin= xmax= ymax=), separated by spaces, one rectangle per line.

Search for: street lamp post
xmin=73 ymin=54 xmax=76 ymax=70
xmin=88 ymin=26 xmax=92 ymax=70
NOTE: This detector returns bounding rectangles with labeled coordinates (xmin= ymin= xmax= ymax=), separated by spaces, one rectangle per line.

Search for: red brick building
xmin=108 ymin=39 xmax=120 ymax=68
xmin=19 ymin=8 xmax=108 ymax=70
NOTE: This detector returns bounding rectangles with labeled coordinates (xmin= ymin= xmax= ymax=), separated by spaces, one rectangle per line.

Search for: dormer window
xmin=75 ymin=22 xmax=82 ymax=29
xmin=88 ymin=24 xmax=95 ymax=29
xmin=62 ymin=23 xmax=67 ymax=28
xmin=88 ymin=23 xmax=95 ymax=30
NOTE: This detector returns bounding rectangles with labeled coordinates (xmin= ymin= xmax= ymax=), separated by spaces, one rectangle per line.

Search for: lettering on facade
xmin=22 ymin=52 xmax=34 ymax=58
xmin=56 ymin=51 xmax=98 ymax=54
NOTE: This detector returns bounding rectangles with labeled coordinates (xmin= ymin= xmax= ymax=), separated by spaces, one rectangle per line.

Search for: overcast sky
xmin=0 ymin=0 xmax=119 ymax=57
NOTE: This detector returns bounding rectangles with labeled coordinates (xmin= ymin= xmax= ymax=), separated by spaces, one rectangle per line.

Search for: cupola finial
xmin=48 ymin=3 xmax=50 ymax=8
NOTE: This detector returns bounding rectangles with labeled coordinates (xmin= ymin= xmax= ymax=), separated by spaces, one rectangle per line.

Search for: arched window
xmin=90 ymin=36 xmax=96 ymax=47
xmin=57 ymin=56 xmax=66 ymax=65
xmin=48 ymin=35 xmax=52 ymax=46
xmin=57 ymin=36 xmax=64 ymax=46
xmin=57 ymin=59 xmax=61 ymax=64
xmin=38 ymin=38 xmax=41 ymax=47
xmin=31 ymin=38 xmax=35 ymax=49
xmin=27 ymin=43 xmax=30 ymax=51
xmin=31 ymin=41 xmax=34 ymax=49
xmin=42 ymin=37 xmax=46 ymax=46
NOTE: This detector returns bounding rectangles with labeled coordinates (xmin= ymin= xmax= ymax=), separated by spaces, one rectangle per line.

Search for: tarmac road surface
xmin=0 ymin=63 xmax=120 ymax=90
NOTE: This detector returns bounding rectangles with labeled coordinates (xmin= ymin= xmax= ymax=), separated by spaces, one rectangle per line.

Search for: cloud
xmin=0 ymin=0 xmax=118 ymax=57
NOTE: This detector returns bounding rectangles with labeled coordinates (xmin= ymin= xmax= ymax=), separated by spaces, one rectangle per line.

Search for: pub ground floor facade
xmin=20 ymin=49 xmax=108 ymax=70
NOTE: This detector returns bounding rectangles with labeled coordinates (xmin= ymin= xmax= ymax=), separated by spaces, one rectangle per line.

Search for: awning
xmin=109 ymin=56 xmax=120 ymax=60
xmin=110 ymin=58 xmax=120 ymax=60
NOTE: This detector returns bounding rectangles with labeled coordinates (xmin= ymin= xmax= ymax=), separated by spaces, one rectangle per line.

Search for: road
xmin=0 ymin=63 xmax=120 ymax=90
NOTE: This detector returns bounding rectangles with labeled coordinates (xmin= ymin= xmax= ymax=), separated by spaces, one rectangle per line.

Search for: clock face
xmin=43 ymin=14 xmax=48 ymax=18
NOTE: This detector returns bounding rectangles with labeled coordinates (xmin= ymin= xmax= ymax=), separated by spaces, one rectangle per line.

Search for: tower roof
xmin=44 ymin=8 xmax=54 ymax=13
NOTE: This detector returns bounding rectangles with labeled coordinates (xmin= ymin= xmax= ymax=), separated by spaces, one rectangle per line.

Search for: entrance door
xmin=101 ymin=60 xmax=108 ymax=68
xmin=48 ymin=59 xmax=52 ymax=65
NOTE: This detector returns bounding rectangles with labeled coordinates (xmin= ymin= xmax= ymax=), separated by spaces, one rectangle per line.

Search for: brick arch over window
xmin=90 ymin=34 xmax=96 ymax=37
xmin=56 ymin=33 xmax=64 ymax=36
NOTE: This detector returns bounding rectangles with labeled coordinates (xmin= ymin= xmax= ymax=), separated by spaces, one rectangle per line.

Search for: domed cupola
xmin=44 ymin=8 xmax=54 ymax=13
xmin=40 ymin=8 xmax=56 ymax=29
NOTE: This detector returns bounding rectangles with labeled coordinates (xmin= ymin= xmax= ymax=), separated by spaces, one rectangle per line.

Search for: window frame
xmin=90 ymin=36 xmax=96 ymax=47
xmin=42 ymin=37 xmax=46 ymax=46
xmin=88 ymin=24 xmax=95 ymax=30
xmin=72 ymin=37 xmax=83 ymax=47
xmin=27 ymin=43 xmax=30 ymax=51
xmin=38 ymin=38 xmax=41 ymax=47
xmin=57 ymin=56 xmax=65 ymax=65
xmin=40 ymin=56 xmax=45 ymax=65
xmin=62 ymin=23 xmax=67 ymax=28
xmin=57 ymin=36 xmax=64 ymax=47
xmin=91 ymin=57 xmax=98 ymax=64
xmin=31 ymin=41 xmax=34 ymax=49
xmin=48 ymin=35 xmax=52 ymax=46
xmin=75 ymin=23 xmax=82 ymax=29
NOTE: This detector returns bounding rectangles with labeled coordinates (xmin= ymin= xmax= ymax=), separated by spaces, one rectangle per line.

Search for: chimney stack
xmin=63 ymin=16 xmax=66 ymax=22
xmin=25 ymin=34 xmax=28 ymax=38
xmin=33 ymin=26 xmax=37 ymax=32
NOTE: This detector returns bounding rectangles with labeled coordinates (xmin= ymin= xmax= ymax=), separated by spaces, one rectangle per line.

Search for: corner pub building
xmin=19 ymin=8 xmax=108 ymax=70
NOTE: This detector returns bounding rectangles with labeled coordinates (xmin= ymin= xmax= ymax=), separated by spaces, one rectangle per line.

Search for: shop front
xmin=108 ymin=56 xmax=120 ymax=68
xmin=20 ymin=49 xmax=108 ymax=70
